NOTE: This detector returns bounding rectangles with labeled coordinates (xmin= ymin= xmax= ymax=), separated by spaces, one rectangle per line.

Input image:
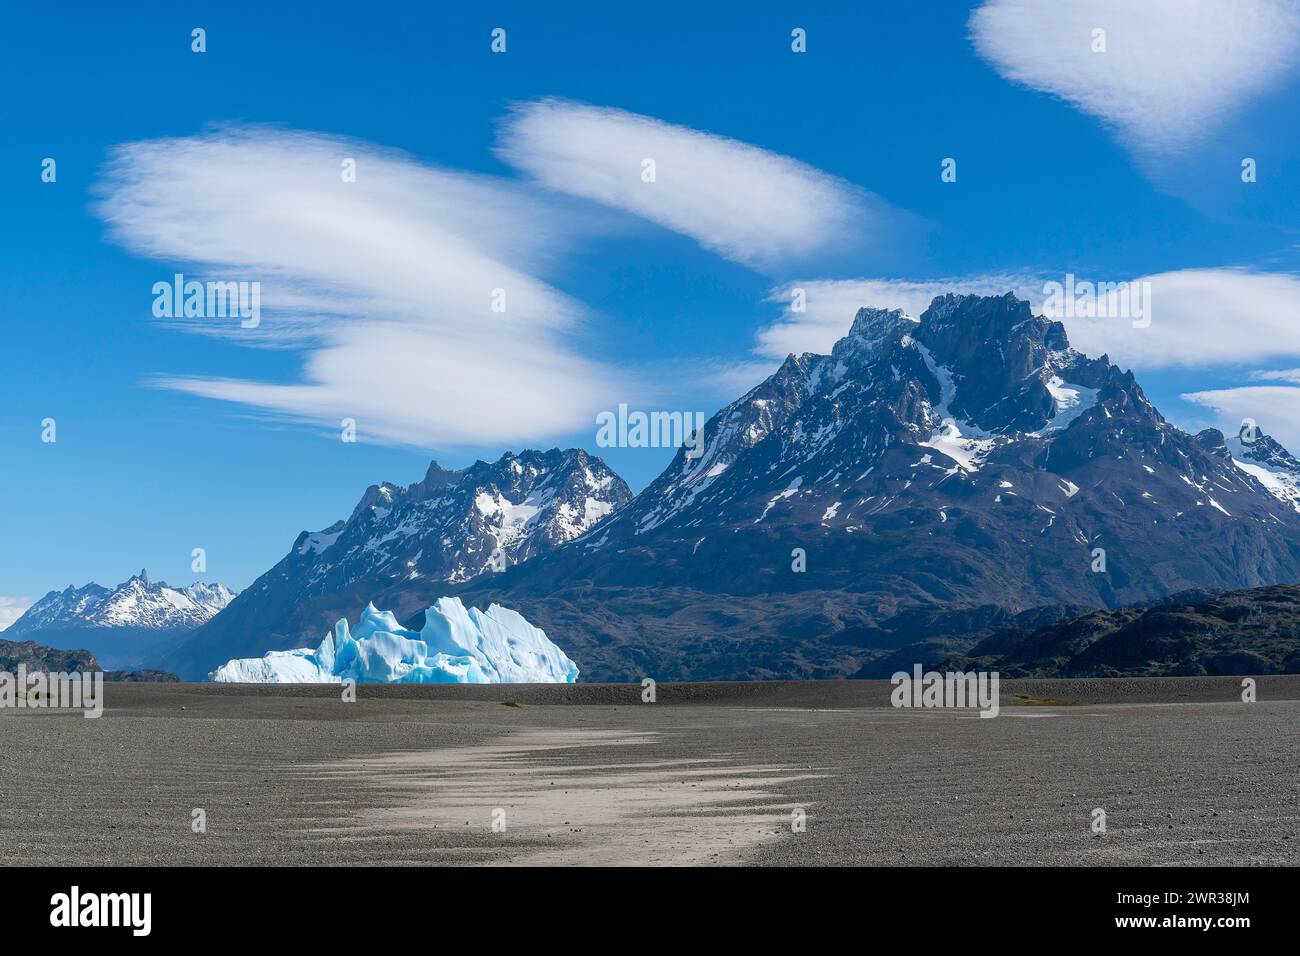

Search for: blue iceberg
xmin=210 ymin=597 xmax=579 ymax=684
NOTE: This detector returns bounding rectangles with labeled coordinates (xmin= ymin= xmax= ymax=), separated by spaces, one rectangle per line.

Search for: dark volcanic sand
xmin=2 ymin=677 xmax=1297 ymax=866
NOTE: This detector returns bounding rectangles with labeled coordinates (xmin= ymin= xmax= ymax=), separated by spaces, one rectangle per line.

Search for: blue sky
xmin=3 ymin=0 xmax=1300 ymax=618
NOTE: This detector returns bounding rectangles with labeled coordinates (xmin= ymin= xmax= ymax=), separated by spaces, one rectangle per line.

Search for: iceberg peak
xmin=210 ymin=597 xmax=578 ymax=684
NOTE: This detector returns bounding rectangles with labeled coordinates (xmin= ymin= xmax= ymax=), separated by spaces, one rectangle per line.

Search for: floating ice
xmin=210 ymin=597 xmax=578 ymax=684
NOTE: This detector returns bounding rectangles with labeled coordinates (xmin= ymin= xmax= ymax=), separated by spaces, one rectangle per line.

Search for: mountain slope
xmin=162 ymin=448 xmax=631 ymax=678
xmin=438 ymin=293 xmax=1300 ymax=680
xmin=5 ymin=571 xmax=235 ymax=668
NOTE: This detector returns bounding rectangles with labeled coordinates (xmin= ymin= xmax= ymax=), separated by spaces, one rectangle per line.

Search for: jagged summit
xmin=840 ymin=306 xmax=916 ymax=352
xmin=10 ymin=574 xmax=234 ymax=635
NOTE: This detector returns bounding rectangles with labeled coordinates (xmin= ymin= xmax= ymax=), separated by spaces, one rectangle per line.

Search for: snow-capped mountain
xmin=290 ymin=449 xmax=628 ymax=586
xmin=160 ymin=448 xmax=631 ymax=678
xmin=1210 ymin=423 xmax=1300 ymax=512
xmin=5 ymin=570 xmax=236 ymax=668
xmin=445 ymin=293 xmax=1300 ymax=680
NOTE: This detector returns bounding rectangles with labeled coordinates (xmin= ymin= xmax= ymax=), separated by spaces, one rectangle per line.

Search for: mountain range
xmin=74 ymin=292 xmax=1300 ymax=681
xmin=5 ymin=571 xmax=235 ymax=668
xmin=439 ymin=293 xmax=1300 ymax=680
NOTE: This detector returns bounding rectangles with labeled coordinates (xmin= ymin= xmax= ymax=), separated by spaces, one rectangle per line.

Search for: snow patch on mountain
xmin=915 ymin=341 xmax=998 ymax=472
xmin=298 ymin=522 xmax=345 ymax=556
xmin=1231 ymin=457 xmax=1300 ymax=511
xmin=1041 ymin=377 xmax=1100 ymax=433
xmin=757 ymin=476 xmax=804 ymax=522
xmin=920 ymin=421 xmax=997 ymax=473
xmin=1226 ymin=428 xmax=1300 ymax=513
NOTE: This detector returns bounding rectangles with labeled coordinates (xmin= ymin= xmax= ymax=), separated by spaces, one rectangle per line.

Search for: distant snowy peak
xmin=7 ymin=570 xmax=237 ymax=635
xmin=1229 ymin=425 xmax=1300 ymax=473
xmin=280 ymin=447 xmax=631 ymax=592
xmin=10 ymin=583 xmax=111 ymax=631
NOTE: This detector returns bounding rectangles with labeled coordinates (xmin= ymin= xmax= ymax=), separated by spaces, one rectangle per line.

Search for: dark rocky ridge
xmin=0 ymin=638 xmax=99 ymax=674
xmin=0 ymin=636 xmax=178 ymax=681
xmin=942 ymin=583 xmax=1300 ymax=677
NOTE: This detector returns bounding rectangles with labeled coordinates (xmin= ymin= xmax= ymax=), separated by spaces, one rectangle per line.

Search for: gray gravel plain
xmin=2 ymin=677 xmax=1297 ymax=866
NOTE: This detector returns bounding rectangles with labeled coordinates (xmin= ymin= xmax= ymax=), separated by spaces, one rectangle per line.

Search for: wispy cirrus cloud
xmin=95 ymin=126 xmax=622 ymax=448
xmin=1249 ymin=368 xmax=1300 ymax=384
xmin=970 ymin=0 xmax=1300 ymax=161
xmin=496 ymin=98 xmax=910 ymax=273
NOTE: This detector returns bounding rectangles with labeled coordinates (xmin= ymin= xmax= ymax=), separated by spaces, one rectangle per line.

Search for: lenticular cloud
xmin=496 ymin=98 xmax=894 ymax=272
xmin=970 ymin=0 xmax=1300 ymax=159
xmin=94 ymin=125 xmax=618 ymax=448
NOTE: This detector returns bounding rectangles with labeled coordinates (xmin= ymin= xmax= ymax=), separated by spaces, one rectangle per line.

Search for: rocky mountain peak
xmin=1195 ymin=428 xmax=1230 ymax=457
xmin=843 ymin=306 xmax=915 ymax=350
xmin=407 ymin=460 xmax=461 ymax=502
xmin=910 ymin=293 xmax=1097 ymax=436
xmin=348 ymin=481 xmax=405 ymax=522
xmin=486 ymin=293 xmax=1300 ymax=668
xmin=1232 ymin=426 xmax=1300 ymax=473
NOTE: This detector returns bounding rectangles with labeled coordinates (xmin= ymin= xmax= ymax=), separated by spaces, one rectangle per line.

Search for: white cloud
xmin=1250 ymin=368 xmax=1300 ymax=384
xmin=1060 ymin=269 xmax=1300 ymax=369
xmin=1181 ymin=385 xmax=1300 ymax=452
xmin=95 ymin=126 xmax=622 ymax=448
xmin=156 ymin=323 xmax=614 ymax=448
xmin=496 ymin=99 xmax=897 ymax=272
xmin=756 ymin=276 xmax=1045 ymax=359
xmin=970 ymin=0 xmax=1300 ymax=159
xmin=0 ymin=597 xmax=32 ymax=632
